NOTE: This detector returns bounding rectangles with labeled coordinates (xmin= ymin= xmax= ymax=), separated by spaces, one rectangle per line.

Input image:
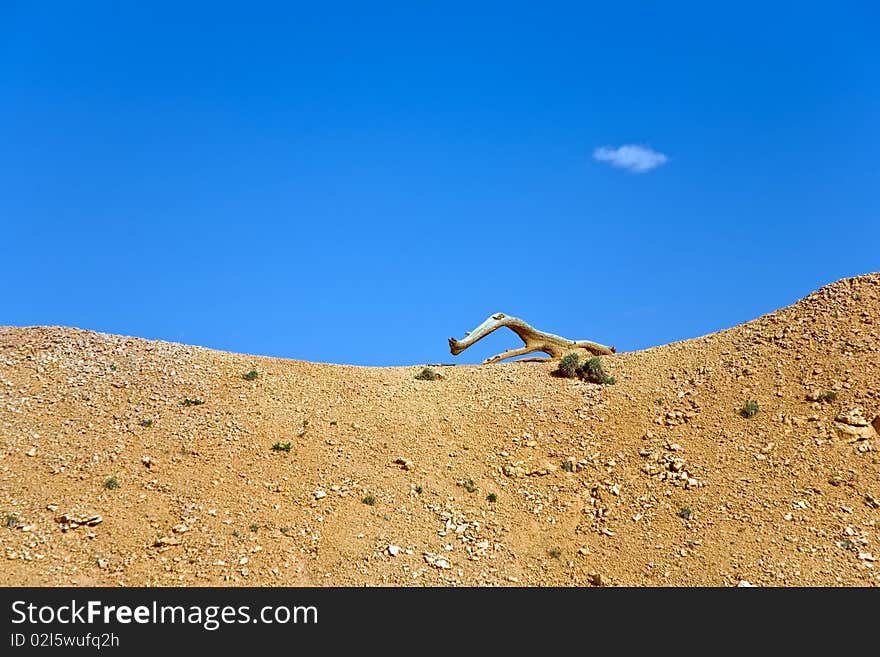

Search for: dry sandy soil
xmin=1 ymin=274 xmax=878 ymax=587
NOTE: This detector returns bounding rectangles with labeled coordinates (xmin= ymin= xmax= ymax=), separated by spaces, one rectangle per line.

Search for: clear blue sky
xmin=2 ymin=1 xmax=877 ymax=366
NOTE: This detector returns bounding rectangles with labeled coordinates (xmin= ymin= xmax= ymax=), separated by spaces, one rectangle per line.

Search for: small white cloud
xmin=593 ymin=144 xmax=668 ymax=173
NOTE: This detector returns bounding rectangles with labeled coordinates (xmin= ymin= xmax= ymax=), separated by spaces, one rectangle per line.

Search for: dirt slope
xmin=2 ymin=274 xmax=879 ymax=587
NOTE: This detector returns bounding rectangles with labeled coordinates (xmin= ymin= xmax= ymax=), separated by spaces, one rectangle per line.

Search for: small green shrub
xmin=415 ymin=367 xmax=440 ymax=381
xmin=817 ymin=390 xmax=838 ymax=403
xmin=487 ymin=492 xmax=497 ymax=503
xmin=464 ymin=479 xmax=477 ymax=493
xmin=415 ymin=485 xmax=423 ymax=494
xmin=678 ymin=507 xmax=693 ymax=520
xmin=182 ymin=398 xmax=205 ymax=407
xmin=553 ymin=354 xmax=615 ymax=384
xmin=579 ymin=357 xmax=616 ymax=385
xmin=249 ymin=523 xmax=259 ymax=533
xmin=272 ymin=441 xmax=292 ymax=452
xmin=561 ymin=460 xmax=574 ymax=472
xmin=243 ymin=370 xmax=259 ymax=381
xmin=6 ymin=515 xmax=18 ymax=528
xmin=104 ymin=476 xmax=120 ymax=490
xmin=549 ymin=547 xmax=562 ymax=559
xmin=140 ymin=419 xmax=153 ymax=428
xmin=554 ymin=353 xmax=581 ymax=378
xmin=362 ymin=495 xmax=376 ymax=506
xmin=740 ymin=400 xmax=759 ymax=418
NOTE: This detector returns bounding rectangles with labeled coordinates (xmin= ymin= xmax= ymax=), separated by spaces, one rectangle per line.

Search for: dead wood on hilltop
xmin=448 ymin=313 xmax=615 ymax=364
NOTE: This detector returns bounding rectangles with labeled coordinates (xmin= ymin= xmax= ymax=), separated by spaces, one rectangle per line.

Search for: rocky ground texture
xmin=1 ymin=274 xmax=879 ymax=587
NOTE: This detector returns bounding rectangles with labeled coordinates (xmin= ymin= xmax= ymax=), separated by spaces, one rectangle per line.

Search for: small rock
xmin=836 ymin=408 xmax=869 ymax=427
xmin=866 ymin=494 xmax=879 ymax=509
xmin=142 ymin=456 xmax=152 ymax=468
xmin=394 ymin=458 xmax=414 ymax=471
xmin=858 ymin=552 xmax=875 ymax=562
xmin=423 ymin=552 xmax=451 ymax=569
xmin=502 ymin=464 xmax=526 ymax=478
xmin=172 ymin=524 xmax=188 ymax=534
xmin=387 ymin=545 xmax=402 ymax=557
xmin=153 ymin=536 xmax=179 ymax=547
xmin=835 ymin=422 xmax=877 ymax=441
xmin=314 ymin=490 xmax=327 ymax=500
xmin=736 ymin=580 xmax=755 ymax=587
xmin=239 ymin=557 xmax=249 ymax=565
xmin=25 ymin=447 xmax=37 ymax=457
xmin=589 ymin=573 xmax=609 ymax=587
xmin=528 ymin=464 xmax=558 ymax=476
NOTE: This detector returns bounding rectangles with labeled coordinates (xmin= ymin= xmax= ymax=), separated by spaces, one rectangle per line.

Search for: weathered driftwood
xmin=448 ymin=313 xmax=615 ymax=364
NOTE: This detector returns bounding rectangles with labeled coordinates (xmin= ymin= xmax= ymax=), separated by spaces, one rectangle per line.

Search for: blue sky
xmin=2 ymin=1 xmax=877 ymax=366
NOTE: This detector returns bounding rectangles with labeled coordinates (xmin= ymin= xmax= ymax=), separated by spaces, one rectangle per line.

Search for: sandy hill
xmin=1 ymin=274 xmax=878 ymax=587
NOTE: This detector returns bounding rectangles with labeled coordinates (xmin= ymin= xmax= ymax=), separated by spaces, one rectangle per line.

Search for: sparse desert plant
xmin=6 ymin=514 xmax=18 ymax=528
xmin=487 ymin=492 xmax=497 ymax=503
xmin=678 ymin=507 xmax=693 ymax=520
xmin=415 ymin=485 xmax=423 ymax=494
xmin=243 ymin=369 xmax=259 ymax=381
xmin=250 ymin=524 xmax=259 ymax=533
xmin=818 ymin=390 xmax=838 ymax=403
xmin=104 ymin=476 xmax=120 ymax=490
xmin=561 ymin=460 xmax=574 ymax=472
xmin=549 ymin=547 xmax=562 ymax=559
xmin=740 ymin=400 xmax=759 ymax=418
xmin=140 ymin=419 xmax=153 ymax=428
xmin=109 ymin=364 xmax=117 ymax=371
xmin=272 ymin=441 xmax=292 ymax=452
xmin=553 ymin=354 xmax=615 ymax=384
xmin=464 ymin=479 xmax=477 ymax=493
xmin=415 ymin=367 xmax=440 ymax=381
xmin=554 ymin=352 xmax=581 ymax=378
xmin=182 ymin=397 xmax=205 ymax=407
xmin=362 ymin=495 xmax=376 ymax=506
xmin=578 ymin=357 xmax=616 ymax=385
